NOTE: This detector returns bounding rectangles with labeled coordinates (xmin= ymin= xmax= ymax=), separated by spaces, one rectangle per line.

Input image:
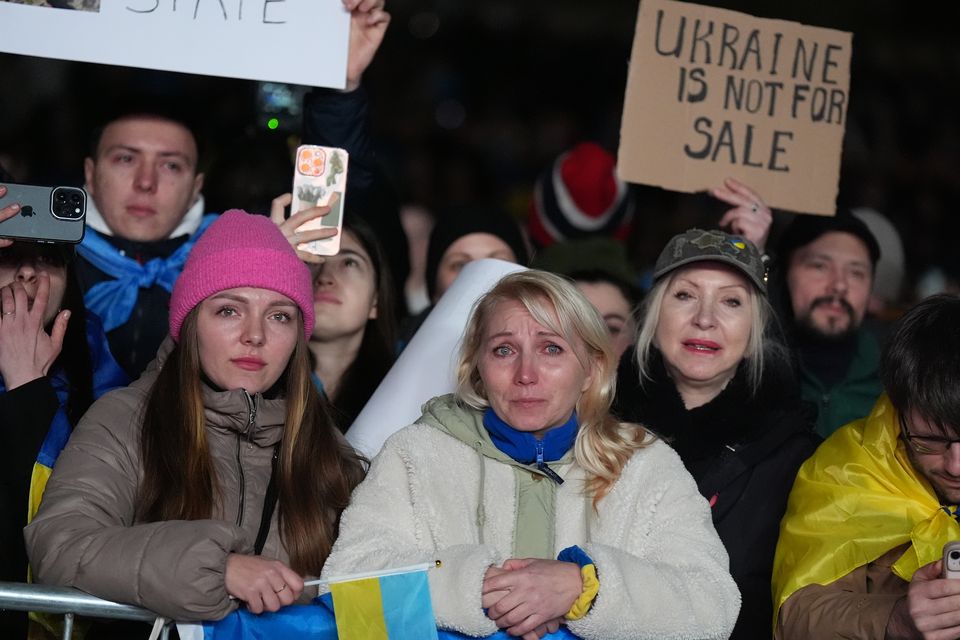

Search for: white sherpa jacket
xmin=323 ymin=395 xmax=740 ymax=639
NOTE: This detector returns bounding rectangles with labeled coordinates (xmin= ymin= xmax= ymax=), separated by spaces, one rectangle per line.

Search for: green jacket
xmin=419 ymin=394 xmax=574 ymax=560
xmin=800 ymin=330 xmax=883 ymax=438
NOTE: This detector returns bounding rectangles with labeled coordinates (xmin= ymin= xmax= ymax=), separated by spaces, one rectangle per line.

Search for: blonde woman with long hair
xmin=26 ymin=211 xmax=365 ymax=623
xmin=613 ymin=228 xmax=818 ymax=640
xmin=323 ymin=270 xmax=739 ymax=640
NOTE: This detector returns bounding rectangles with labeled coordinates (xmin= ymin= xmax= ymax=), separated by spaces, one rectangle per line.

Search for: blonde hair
xmin=634 ymin=265 xmax=773 ymax=394
xmin=456 ymin=270 xmax=648 ymax=507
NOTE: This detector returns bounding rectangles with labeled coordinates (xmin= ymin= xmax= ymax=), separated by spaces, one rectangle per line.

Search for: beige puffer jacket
xmin=24 ymin=343 xmax=289 ymax=622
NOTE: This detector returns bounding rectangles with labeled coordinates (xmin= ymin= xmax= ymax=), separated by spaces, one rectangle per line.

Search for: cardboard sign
xmin=618 ymin=0 xmax=852 ymax=216
xmin=0 ymin=0 xmax=349 ymax=89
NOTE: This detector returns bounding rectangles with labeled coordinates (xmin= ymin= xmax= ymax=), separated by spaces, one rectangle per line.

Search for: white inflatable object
xmin=346 ymin=258 xmax=526 ymax=459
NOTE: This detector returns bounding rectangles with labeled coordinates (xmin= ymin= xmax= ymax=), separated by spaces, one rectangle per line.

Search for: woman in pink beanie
xmin=25 ymin=210 xmax=366 ymax=623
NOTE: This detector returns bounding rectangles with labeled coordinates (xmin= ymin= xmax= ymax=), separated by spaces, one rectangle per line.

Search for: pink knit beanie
xmin=169 ymin=209 xmax=315 ymax=341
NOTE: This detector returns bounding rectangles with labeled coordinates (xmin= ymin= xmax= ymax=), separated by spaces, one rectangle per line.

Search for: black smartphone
xmin=0 ymin=184 xmax=86 ymax=244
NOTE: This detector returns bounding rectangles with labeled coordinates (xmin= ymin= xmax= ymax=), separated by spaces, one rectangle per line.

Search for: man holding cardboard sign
xmin=618 ymin=0 xmax=852 ymax=217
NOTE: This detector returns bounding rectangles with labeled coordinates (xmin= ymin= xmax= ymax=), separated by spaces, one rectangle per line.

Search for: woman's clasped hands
xmin=482 ymin=558 xmax=582 ymax=640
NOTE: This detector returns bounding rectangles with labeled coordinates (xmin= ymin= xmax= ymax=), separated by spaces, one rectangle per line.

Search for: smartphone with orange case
xmin=291 ymin=144 xmax=348 ymax=256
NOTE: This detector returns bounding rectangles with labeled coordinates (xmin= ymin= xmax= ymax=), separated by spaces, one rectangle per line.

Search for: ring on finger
xmin=2 ymin=311 xmax=14 ymax=317
xmin=274 ymin=584 xmax=287 ymax=593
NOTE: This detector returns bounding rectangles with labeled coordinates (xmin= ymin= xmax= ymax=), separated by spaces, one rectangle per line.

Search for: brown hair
xmin=137 ymin=308 xmax=366 ymax=574
xmin=323 ymin=218 xmax=398 ymax=432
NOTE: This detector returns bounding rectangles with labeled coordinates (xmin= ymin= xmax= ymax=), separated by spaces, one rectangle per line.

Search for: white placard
xmin=346 ymin=259 xmax=527 ymax=459
xmin=0 ymin=0 xmax=348 ymax=88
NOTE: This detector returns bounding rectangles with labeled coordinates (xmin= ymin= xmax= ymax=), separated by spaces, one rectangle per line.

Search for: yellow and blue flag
xmin=187 ymin=562 xmax=587 ymax=639
xmin=326 ymin=564 xmax=438 ymax=640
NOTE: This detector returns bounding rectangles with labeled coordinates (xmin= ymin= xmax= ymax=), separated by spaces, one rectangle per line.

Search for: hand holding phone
xmin=0 ymin=186 xmax=19 ymax=249
xmin=943 ymin=541 xmax=960 ymax=579
xmin=270 ymin=193 xmax=341 ymax=265
xmin=0 ymin=183 xmax=86 ymax=244
xmin=290 ymin=145 xmax=348 ymax=256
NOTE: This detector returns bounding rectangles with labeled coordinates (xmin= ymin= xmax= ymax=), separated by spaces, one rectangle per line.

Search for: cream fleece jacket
xmin=322 ymin=395 xmax=740 ymax=639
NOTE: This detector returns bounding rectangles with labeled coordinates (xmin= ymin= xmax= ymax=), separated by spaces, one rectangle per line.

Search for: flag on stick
xmin=321 ymin=563 xmax=439 ymax=640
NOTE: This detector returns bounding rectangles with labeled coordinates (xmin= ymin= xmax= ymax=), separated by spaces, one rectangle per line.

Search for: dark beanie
xmin=776 ymin=210 xmax=881 ymax=269
xmin=426 ymin=207 xmax=530 ymax=300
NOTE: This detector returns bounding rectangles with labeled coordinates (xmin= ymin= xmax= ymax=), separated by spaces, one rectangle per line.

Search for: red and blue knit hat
xmin=528 ymin=142 xmax=634 ymax=248
xmin=169 ymin=209 xmax=314 ymax=341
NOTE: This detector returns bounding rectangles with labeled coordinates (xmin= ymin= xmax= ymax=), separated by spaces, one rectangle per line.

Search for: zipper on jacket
xmin=235 ymin=434 xmax=245 ymax=526
xmin=244 ymin=391 xmax=258 ymax=442
xmin=535 ymin=440 xmax=564 ymax=485
xmin=235 ymin=390 xmax=258 ymax=526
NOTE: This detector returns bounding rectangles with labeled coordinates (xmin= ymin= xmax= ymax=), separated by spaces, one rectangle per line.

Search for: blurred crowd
xmin=3 ymin=2 xmax=960 ymax=640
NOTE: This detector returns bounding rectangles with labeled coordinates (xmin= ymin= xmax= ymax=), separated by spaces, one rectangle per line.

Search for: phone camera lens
xmin=951 ymin=551 xmax=960 ymax=561
xmin=51 ymin=188 xmax=83 ymax=220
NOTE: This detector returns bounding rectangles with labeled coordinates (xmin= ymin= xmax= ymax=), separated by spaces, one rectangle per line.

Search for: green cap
xmin=653 ymin=228 xmax=766 ymax=292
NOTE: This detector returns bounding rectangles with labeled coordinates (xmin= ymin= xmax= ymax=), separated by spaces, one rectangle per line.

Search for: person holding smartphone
xmin=774 ymin=294 xmax=960 ymax=639
xmin=72 ymin=0 xmax=391 ymax=381
xmin=0 ymin=178 xmax=128 ymax=637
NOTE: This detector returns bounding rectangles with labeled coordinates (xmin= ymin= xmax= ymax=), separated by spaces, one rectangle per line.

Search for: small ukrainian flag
xmin=327 ymin=564 xmax=438 ymax=640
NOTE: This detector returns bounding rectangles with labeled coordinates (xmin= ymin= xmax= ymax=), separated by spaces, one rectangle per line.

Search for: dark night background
xmin=2 ymin=0 xmax=959 ymax=304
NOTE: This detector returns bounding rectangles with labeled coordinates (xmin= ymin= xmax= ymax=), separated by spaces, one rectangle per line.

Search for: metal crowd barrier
xmin=0 ymin=581 xmax=169 ymax=640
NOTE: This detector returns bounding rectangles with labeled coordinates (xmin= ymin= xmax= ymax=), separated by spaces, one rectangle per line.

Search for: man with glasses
xmin=772 ymin=294 xmax=960 ymax=639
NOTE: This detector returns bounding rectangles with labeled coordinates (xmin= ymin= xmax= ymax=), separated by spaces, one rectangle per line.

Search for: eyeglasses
xmin=900 ymin=414 xmax=960 ymax=455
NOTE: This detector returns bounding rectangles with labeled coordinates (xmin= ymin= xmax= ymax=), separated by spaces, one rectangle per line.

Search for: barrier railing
xmin=0 ymin=582 xmax=168 ymax=640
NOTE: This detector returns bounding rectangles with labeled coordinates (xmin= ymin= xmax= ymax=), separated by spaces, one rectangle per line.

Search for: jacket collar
xmin=627 ymin=348 xmax=810 ymax=460
xmin=202 ymin=385 xmax=285 ymax=448
xmin=482 ymin=407 xmax=578 ymax=465
xmin=136 ymin=337 xmax=286 ymax=448
xmin=417 ymin=394 xmax=575 ymax=473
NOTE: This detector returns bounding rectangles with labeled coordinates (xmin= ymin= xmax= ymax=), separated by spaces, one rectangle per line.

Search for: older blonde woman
xmin=614 ymin=229 xmax=819 ymax=640
xmin=322 ymin=270 xmax=739 ymax=640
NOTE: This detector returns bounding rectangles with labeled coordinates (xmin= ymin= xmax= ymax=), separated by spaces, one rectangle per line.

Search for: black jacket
xmin=613 ymin=350 xmax=820 ymax=640
xmin=303 ymin=86 xmax=409 ymax=317
xmin=74 ymin=233 xmax=189 ymax=380
xmin=0 ymin=378 xmax=60 ymax=637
